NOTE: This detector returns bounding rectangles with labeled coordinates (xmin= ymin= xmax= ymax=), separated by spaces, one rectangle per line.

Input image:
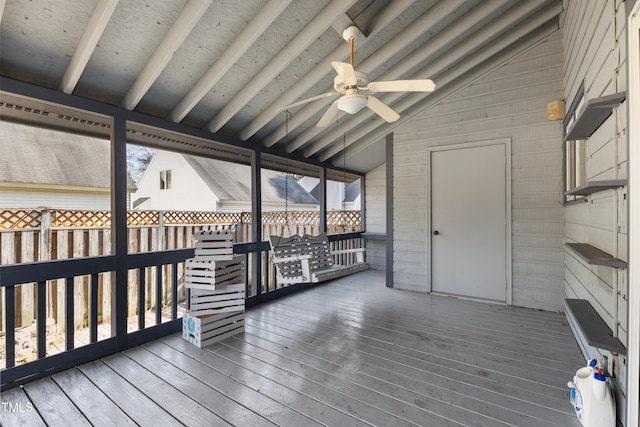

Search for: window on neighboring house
xmin=563 ymin=82 xmax=587 ymax=204
xmin=160 ymin=169 xmax=171 ymax=189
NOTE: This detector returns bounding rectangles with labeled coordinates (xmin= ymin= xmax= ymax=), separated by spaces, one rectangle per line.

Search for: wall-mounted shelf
xmin=565 ymin=299 xmax=626 ymax=354
xmin=564 ymin=92 xmax=626 ymax=141
xmin=565 ymin=179 xmax=627 ymax=196
xmin=566 ymin=243 xmax=627 ymax=268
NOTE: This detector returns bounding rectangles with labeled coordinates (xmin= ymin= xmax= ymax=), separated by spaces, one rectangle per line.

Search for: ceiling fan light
xmin=337 ymin=94 xmax=368 ymax=114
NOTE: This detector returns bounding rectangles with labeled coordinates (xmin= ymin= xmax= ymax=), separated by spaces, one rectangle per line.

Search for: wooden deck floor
xmin=2 ymin=270 xmax=584 ymax=426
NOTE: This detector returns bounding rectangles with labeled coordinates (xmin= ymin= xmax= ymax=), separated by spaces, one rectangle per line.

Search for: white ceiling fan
xmin=277 ymin=26 xmax=436 ymax=127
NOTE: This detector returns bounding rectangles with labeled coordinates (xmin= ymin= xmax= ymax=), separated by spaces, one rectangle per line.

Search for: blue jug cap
xmin=594 ymin=372 xmax=606 ymax=381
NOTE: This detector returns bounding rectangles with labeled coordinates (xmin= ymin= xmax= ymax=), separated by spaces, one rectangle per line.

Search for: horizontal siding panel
xmin=512 ymin=221 xmax=564 ymax=235
xmin=512 ymin=234 xmax=564 ymax=249
xmin=512 ymin=165 xmax=563 ymax=181
xmin=513 ymin=260 xmax=564 ymax=277
xmin=512 ymin=193 xmax=563 ymax=208
xmin=512 ymin=207 xmax=563 ymax=221
xmin=513 ymin=247 xmax=565 ymax=263
xmin=512 ymin=179 xmax=563 ymax=195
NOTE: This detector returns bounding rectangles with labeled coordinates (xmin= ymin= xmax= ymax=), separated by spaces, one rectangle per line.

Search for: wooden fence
xmin=0 ymin=209 xmax=361 ymax=334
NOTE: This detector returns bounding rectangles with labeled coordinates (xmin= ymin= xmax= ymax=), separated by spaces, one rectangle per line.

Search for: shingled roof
xmin=0 ymin=121 xmax=136 ymax=190
xmin=183 ymin=155 xmax=317 ymax=205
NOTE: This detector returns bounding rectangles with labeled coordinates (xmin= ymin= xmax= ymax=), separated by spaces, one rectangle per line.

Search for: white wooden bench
xmin=269 ymin=233 xmax=367 ymax=285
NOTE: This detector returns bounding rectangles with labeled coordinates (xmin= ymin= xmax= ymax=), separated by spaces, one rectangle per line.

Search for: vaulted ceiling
xmin=0 ymin=0 xmax=562 ymax=173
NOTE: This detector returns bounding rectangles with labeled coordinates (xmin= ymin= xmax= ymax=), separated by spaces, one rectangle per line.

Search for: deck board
xmin=1 ymin=270 xmax=583 ymax=427
xmin=22 ymin=376 xmax=92 ymax=426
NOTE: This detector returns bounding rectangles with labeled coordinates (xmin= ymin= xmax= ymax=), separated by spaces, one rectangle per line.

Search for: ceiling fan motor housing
xmin=333 ymin=71 xmax=369 ymax=92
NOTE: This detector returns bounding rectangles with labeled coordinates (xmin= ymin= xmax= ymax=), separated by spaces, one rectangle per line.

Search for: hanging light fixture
xmin=337 ymin=93 xmax=368 ymax=114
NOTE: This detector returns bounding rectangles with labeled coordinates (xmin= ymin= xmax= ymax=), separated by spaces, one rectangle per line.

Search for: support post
xmin=386 ymin=133 xmax=394 ymax=288
xmin=111 ymin=116 xmax=128 ymax=351
xmin=251 ymin=152 xmax=262 ymax=296
xmin=319 ymin=167 xmax=327 ymax=233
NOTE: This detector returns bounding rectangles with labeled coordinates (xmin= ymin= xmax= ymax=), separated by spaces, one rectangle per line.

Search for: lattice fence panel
xmin=262 ymin=211 xmax=320 ymax=225
xmin=0 ymin=209 xmax=41 ymax=230
xmin=128 ymin=210 xmax=159 ymax=226
xmin=163 ymin=211 xmax=242 ymax=225
xmin=51 ymin=210 xmax=111 ymax=228
xmin=327 ymin=210 xmax=361 ymax=226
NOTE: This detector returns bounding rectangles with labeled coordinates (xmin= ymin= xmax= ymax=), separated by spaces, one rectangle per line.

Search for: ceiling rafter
xmin=302 ymin=0 xmax=527 ymax=158
xmin=120 ymin=0 xmax=213 ymax=110
xmin=238 ymin=0 xmax=415 ymax=141
xmin=0 ymin=0 xmax=565 ymax=174
xmin=327 ymin=6 xmax=562 ymax=163
xmin=58 ymin=0 xmax=119 ymax=94
xmin=342 ymin=21 xmax=559 ymax=164
xmin=204 ymin=0 xmax=358 ymax=133
xmin=167 ymin=0 xmax=292 ymax=123
xmin=262 ymin=0 xmax=470 ymax=151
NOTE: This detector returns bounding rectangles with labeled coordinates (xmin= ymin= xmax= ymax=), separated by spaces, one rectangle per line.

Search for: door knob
xmin=433 ymin=230 xmax=439 ymax=235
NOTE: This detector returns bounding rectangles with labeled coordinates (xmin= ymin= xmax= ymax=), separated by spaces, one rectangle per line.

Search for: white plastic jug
xmin=567 ymin=359 xmax=616 ymax=427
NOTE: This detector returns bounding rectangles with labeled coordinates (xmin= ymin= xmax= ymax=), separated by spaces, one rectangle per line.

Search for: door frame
xmin=426 ymin=138 xmax=512 ymax=304
xmin=626 ymin=2 xmax=639 ymax=425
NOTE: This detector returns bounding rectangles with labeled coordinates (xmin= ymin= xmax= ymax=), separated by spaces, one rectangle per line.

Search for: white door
xmin=430 ymin=142 xmax=508 ymax=301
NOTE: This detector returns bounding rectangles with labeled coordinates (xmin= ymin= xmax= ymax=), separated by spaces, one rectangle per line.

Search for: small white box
xmin=185 ymin=256 xmax=244 ymax=291
xmin=182 ymin=310 xmax=244 ymax=348
xmin=189 ymin=283 xmax=245 ymax=316
xmin=193 ymin=230 xmax=235 ymax=261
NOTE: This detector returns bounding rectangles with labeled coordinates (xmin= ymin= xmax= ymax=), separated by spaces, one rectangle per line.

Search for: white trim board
xmin=626 ymin=4 xmax=640 ymax=426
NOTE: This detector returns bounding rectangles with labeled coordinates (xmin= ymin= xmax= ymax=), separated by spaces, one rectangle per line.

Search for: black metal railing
xmin=0 ymin=232 xmax=364 ymax=390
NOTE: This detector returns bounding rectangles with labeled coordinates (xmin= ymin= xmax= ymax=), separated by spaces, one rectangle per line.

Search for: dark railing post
xmin=111 ymin=115 xmax=128 ymax=351
xmin=386 ymin=133 xmax=394 ymax=288
xmin=37 ymin=281 xmax=46 ymax=359
xmin=171 ymin=263 xmax=178 ymax=319
xmin=156 ymin=266 xmax=163 ymax=325
xmin=90 ymin=273 xmax=99 ymax=343
xmin=6 ymin=285 xmax=15 ymax=368
xmin=251 ymin=152 xmax=262 ymax=297
xmin=138 ymin=268 xmax=146 ymax=330
xmin=65 ymin=277 xmax=74 ymax=350
xmin=320 ymin=167 xmax=327 ymax=233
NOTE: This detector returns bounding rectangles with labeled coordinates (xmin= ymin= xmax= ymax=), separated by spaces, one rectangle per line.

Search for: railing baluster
xmin=6 ymin=285 xmax=16 ymax=368
xmin=65 ymin=277 xmax=74 ymax=350
xmin=138 ymin=268 xmax=145 ymax=330
xmin=37 ymin=281 xmax=46 ymax=359
xmin=90 ymin=273 xmax=98 ymax=343
xmin=156 ymin=265 xmax=162 ymax=325
xmin=171 ymin=263 xmax=178 ymax=320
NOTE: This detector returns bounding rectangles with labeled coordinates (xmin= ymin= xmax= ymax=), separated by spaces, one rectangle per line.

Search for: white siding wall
xmin=133 ymin=151 xmax=219 ymax=211
xmin=0 ymin=188 xmax=111 ymax=210
xmin=365 ymin=163 xmax=386 ymax=270
xmin=392 ymin=32 xmax=566 ymax=309
xmin=562 ymin=0 xmax=628 ymax=421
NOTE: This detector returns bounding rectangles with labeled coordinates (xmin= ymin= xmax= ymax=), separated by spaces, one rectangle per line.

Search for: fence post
xmin=157 ymin=211 xmax=165 ymax=251
xmin=39 ymin=208 xmax=54 ymax=328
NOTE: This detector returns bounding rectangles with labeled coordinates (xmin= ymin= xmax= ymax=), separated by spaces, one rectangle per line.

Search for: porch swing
xmin=268 ymin=113 xmax=367 ymax=285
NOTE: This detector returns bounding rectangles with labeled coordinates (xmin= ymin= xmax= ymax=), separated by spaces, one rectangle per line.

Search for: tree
xmin=126 ymin=145 xmax=155 ymax=184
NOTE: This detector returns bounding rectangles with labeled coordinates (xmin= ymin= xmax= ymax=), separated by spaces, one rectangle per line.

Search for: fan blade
xmin=276 ymin=92 xmax=339 ymax=113
xmin=316 ymin=101 xmax=339 ymax=127
xmin=366 ymin=79 xmax=435 ymax=93
xmin=331 ymin=61 xmax=357 ymax=85
xmin=366 ymin=96 xmax=400 ymax=123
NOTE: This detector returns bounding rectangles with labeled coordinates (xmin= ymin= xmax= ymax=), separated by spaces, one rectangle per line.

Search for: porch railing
xmin=0 ymin=232 xmax=365 ymax=391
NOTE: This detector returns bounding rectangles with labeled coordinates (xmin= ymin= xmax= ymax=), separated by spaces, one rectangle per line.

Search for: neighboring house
xmin=298 ymin=177 xmax=361 ymax=210
xmin=0 ymin=122 xmax=136 ymax=209
xmin=133 ymin=150 xmax=318 ymax=211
